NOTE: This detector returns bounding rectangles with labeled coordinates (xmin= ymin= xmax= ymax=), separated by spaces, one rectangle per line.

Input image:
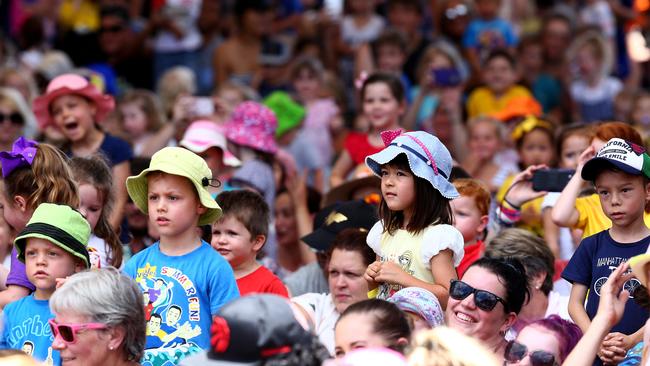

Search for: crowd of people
xmin=2 ymin=0 xmax=650 ymax=365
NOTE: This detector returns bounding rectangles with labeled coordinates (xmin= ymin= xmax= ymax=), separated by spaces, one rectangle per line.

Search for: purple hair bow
xmin=0 ymin=137 xmax=38 ymax=178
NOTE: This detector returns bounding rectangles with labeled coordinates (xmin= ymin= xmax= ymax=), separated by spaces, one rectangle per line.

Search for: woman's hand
xmin=504 ymin=165 xmax=549 ymax=207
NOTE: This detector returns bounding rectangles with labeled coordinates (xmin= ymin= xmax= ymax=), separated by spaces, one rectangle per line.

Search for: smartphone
xmin=193 ymin=97 xmax=214 ymax=116
xmin=432 ymin=68 xmax=462 ymax=87
xmin=532 ymin=169 xmax=575 ymax=192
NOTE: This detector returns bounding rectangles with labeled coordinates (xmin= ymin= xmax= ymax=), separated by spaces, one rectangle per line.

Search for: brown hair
xmin=215 ymin=190 xmax=270 ymax=239
xmin=327 ymin=228 xmax=376 ymax=266
xmin=118 ymin=89 xmax=165 ymax=133
xmin=592 ymin=121 xmax=643 ymax=145
xmin=453 ymin=178 xmax=491 ymax=216
xmin=4 ymin=143 xmax=78 ymax=210
xmin=69 ymin=155 xmax=123 ymax=268
xmin=556 ymin=123 xmax=593 ymax=158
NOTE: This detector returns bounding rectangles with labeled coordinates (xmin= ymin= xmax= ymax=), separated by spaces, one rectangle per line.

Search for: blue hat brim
xmin=581 ymin=157 xmax=641 ymax=181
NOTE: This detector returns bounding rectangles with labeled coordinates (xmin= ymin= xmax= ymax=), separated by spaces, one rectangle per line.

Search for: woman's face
xmin=446 ymin=265 xmax=513 ymax=344
xmin=51 ymin=311 xmax=114 ymax=366
xmin=507 ymin=325 xmax=561 ymax=366
xmin=274 ymin=192 xmax=298 ymax=247
xmin=0 ymin=101 xmax=24 ymax=145
xmin=334 ymin=312 xmax=390 ymax=358
xmin=328 ymin=249 xmax=369 ymax=313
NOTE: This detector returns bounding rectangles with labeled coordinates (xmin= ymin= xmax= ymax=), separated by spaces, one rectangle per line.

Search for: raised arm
xmin=552 ymin=146 xmax=595 ymax=227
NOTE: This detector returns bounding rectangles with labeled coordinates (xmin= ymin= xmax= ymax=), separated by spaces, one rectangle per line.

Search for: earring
xmin=109 ymin=346 xmax=114 ymax=351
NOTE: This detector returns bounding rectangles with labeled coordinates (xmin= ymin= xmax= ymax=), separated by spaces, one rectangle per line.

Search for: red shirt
xmin=236 ymin=265 xmax=289 ymax=297
xmin=344 ymin=132 xmax=385 ymax=164
xmin=457 ymin=240 xmax=485 ymax=278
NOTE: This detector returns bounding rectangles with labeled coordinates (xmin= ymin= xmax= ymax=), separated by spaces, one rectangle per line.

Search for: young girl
xmin=631 ymin=92 xmax=650 ymax=145
xmin=117 ymin=89 xmax=171 ymax=158
xmin=0 ymin=137 xmax=78 ymax=307
xmin=363 ymin=130 xmax=464 ymax=307
xmin=330 ymin=73 xmax=405 ymax=188
xmin=70 ymin=155 xmax=123 ymax=268
xmin=33 ymin=73 xmax=131 ymax=230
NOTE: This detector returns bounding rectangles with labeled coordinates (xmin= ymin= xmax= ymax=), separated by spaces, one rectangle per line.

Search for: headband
xmin=511 ymin=116 xmax=554 ymax=142
xmin=0 ymin=137 xmax=38 ymax=178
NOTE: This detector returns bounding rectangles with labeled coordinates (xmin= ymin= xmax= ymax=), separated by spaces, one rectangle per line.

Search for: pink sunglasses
xmin=48 ymin=319 xmax=107 ymax=344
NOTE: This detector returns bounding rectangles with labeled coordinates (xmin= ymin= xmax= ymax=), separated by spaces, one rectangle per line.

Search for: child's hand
xmin=373 ymin=261 xmax=408 ymax=286
xmin=55 ymin=277 xmax=69 ymax=289
xmin=504 ymin=165 xmax=548 ymax=207
xmin=594 ymin=262 xmax=633 ymax=328
xmin=598 ymin=333 xmax=627 ymax=364
xmin=364 ymin=261 xmax=381 ymax=282
xmin=577 ymin=145 xmax=596 ymax=173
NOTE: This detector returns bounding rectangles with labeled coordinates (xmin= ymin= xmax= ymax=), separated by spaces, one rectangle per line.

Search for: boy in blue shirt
xmin=0 ymin=203 xmax=91 ymax=364
xmin=563 ymin=138 xmax=650 ymax=365
xmin=124 ymin=147 xmax=239 ymax=366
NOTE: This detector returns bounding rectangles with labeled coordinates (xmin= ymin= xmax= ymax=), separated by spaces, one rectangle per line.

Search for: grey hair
xmin=50 ymin=267 xmax=145 ymax=361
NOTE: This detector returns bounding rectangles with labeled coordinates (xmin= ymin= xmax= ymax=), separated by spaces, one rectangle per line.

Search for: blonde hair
xmin=157 ymin=66 xmax=197 ymax=117
xmin=118 ymin=89 xmax=166 ymax=132
xmin=467 ymin=116 xmax=506 ymax=142
xmin=407 ymin=327 xmax=500 ymax=366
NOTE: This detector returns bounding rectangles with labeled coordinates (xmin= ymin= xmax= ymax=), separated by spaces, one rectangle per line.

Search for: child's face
xmin=450 ymin=195 xmax=486 ymax=244
xmin=293 ymin=69 xmax=320 ymax=102
xmin=483 ymin=57 xmax=516 ymax=95
xmin=632 ymin=97 xmax=650 ymax=127
xmin=518 ymin=129 xmax=554 ymax=167
xmin=147 ymin=173 xmax=206 ymax=240
xmin=475 ymin=0 xmax=500 ymax=19
xmin=469 ymin=121 xmax=501 ymax=160
xmin=349 ymin=0 xmax=375 ymax=14
xmin=595 ymin=171 xmax=650 ymax=228
xmin=560 ymin=134 xmax=590 ymax=169
xmin=51 ymin=94 xmax=97 ymax=143
xmin=362 ymin=82 xmax=404 ymax=131
xmin=380 ymin=163 xmax=416 ymax=221
xmin=25 ymin=238 xmax=82 ymax=294
xmin=274 ymin=192 xmax=298 ymax=247
xmin=198 ymin=147 xmax=224 ymax=177
xmin=520 ymin=44 xmax=543 ymax=73
xmin=0 ymin=184 xmax=31 ymax=232
xmin=120 ymin=102 xmax=148 ymax=138
xmin=78 ymin=183 xmax=103 ymax=231
xmin=576 ymin=44 xmax=600 ymax=80
xmin=377 ymin=44 xmax=406 ymax=74
xmin=211 ymin=215 xmax=262 ymax=268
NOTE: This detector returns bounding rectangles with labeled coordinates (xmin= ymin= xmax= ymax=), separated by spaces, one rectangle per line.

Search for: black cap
xmin=301 ymin=200 xmax=378 ymax=252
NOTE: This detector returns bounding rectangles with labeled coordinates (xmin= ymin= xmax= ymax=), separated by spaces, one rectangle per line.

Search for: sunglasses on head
xmin=449 ymin=279 xmax=507 ymax=311
xmin=505 ymin=341 xmax=558 ymax=366
xmin=48 ymin=319 xmax=107 ymax=344
xmin=0 ymin=112 xmax=24 ymax=126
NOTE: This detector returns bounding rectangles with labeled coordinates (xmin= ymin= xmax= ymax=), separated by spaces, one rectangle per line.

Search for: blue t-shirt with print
xmin=123 ymin=241 xmax=239 ymax=366
xmin=562 ymin=230 xmax=649 ymax=336
xmin=462 ymin=18 xmax=517 ymax=53
xmin=0 ymin=295 xmax=60 ymax=365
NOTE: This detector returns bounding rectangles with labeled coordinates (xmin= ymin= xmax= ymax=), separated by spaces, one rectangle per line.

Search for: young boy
xmin=0 ymin=203 xmax=90 ymax=364
xmin=563 ymin=138 xmax=650 ymax=364
xmin=124 ymin=147 xmax=239 ymax=365
xmin=212 ymin=190 xmax=288 ymax=297
xmin=450 ymin=178 xmax=490 ymax=277
xmin=466 ymin=49 xmax=534 ymax=119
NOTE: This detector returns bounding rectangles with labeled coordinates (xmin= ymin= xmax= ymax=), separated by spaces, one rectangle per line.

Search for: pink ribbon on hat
xmin=380 ymin=129 xmax=440 ymax=176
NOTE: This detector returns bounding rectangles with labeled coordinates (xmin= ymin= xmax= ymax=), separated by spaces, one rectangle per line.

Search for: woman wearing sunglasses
xmin=446 ymin=256 xmax=530 ymax=359
xmin=49 ymin=268 xmax=145 ymax=366
xmin=0 ymin=88 xmax=37 ymax=152
xmin=504 ymin=315 xmax=582 ymax=366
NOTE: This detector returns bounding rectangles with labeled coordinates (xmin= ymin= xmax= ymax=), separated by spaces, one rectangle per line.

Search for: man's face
xmin=166 ymin=308 xmax=181 ymax=326
xmin=99 ymin=15 xmax=128 ymax=56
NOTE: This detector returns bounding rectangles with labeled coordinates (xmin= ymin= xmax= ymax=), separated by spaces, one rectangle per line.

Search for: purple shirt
xmin=6 ymin=248 xmax=35 ymax=291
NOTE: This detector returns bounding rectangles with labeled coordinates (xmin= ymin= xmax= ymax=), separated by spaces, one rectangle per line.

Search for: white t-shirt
xmin=292 ymin=292 xmax=339 ymax=355
xmin=542 ymin=193 xmax=576 ymax=260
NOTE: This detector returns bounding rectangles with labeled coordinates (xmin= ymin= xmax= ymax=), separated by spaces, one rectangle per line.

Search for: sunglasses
xmin=505 ymin=341 xmax=558 ymax=366
xmin=0 ymin=112 xmax=24 ymax=126
xmin=449 ymin=280 xmax=507 ymax=311
xmin=100 ymin=25 xmax=125 ymax=33
xmin=48 ymin=319 xmax=107 ymax=343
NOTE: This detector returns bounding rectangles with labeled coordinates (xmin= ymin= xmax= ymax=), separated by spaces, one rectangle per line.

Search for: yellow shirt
xmin=574 ymin=193 xmax=650 ymax=238
xmin=466 ymin=85 xmax=533 ymax=119
xmin=496 ymin=175 xmax=545 ymax=237
xmin=58 ymin=0 xmax=100 ymax=32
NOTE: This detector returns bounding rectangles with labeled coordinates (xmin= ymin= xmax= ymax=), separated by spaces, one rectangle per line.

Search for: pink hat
xmin=179 ymin=120 xmax=242 ymax=167
xmin=224 ymin=101 xmax=278 ymax=154
xmin=33 ymin=73 xmax=115 ymax=130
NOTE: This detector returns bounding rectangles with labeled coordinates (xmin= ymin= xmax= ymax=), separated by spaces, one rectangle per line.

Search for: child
xmin=466 ymin=49 xmax=534 ymax=119
xmin=371 ymin=30 xmax=409 ymax=89
xmin=462 ymin=0 xmax=517 ymax=76
xmin=451 ymin=178 xmax=490 ymax=278
xmin=0 ymin=137 xmax=79 ymax=308
xmin=331 ymin=73 xmax=405 ymax=188
xmin=33 ymin=73 xmax=132 ymax=230
xmin=363 ymin=130 xmax=464 ymax=306
xmin=631 ymin=92 xmax=650 ymax=145
xmin=0 ymin=203 xmax=90 ymax=364
xmin=70 ymin=155 xmax=123 ymax=268
xmin=118 ymin=89 xmax=171 ymax=158
xmin=123 ymin=147 xmax=239 ymax=365
xmin=563 ymin=138 xmax=650 ymax=364
xmin=212 ymin=190 xmax=288 ymax=297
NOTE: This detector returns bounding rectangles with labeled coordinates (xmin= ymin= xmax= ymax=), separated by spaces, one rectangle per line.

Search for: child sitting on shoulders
xmin=212 ymin=190 xmax=288 ymax=297
xmin=0 ymin=203 xmax=90 ymax=364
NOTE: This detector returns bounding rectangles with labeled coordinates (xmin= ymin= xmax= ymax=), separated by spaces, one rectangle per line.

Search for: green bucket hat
xmin=263 ymin=91 xmax=305 ymax=138
xmin=15 ymin=203 xmax=91 ymax=268
xmin=126 ymin=147 xmax=222 ymax=226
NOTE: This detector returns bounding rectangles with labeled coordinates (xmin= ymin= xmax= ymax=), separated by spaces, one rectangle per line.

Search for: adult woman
xmin=504 ymin=315 xmax=582 ymax=366
xmin=293 ymin=228 xmax=376 ymax=355
xmin=445 ymin=257 xmax=530 ymax=359
xmin=49 ymin=268 xmax=145 ymax=366
xmin=0 ymin=88 xmax=37 ymax=152
xmin=334 ymin=299 xmax=411 ymax=358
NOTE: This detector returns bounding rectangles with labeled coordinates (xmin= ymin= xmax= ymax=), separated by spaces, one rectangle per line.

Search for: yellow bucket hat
xmin=126 ymin=147 xmax=222 ymax=226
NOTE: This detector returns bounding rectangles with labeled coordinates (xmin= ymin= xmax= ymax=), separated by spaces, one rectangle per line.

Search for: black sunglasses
xmin=100 ymin=25 xmax=125 ymax=33
xmin=449 ymin=279 xmax=507 ymax=311
xmin=0 ymin=112 xmax=23 ymax=126
xmin=505 ymin=341 xmax=558 ymax=366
